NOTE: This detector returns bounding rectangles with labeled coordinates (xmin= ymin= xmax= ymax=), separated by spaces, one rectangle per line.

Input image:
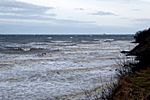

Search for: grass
xmin=110 ymin=68 xmax=150 ymax=100
xmin=103 ymin=28 xmax=150 ymax=100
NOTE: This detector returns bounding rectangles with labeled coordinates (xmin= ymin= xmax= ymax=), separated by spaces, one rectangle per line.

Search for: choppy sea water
xmin=0 ymin=35 xmax=135 ymax=100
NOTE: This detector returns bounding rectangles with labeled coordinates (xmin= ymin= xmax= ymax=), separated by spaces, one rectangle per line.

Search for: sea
xmin=0 ymin=35 xmax=135 ymax=100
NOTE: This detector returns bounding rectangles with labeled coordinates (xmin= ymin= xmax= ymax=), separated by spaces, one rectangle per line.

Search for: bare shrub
xmin=115 ymin=56 xmax=137 ymax=77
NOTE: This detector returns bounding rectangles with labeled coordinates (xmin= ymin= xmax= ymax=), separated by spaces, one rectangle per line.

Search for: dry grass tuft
xmin=111 ymin=68 xmax=150 ymax=100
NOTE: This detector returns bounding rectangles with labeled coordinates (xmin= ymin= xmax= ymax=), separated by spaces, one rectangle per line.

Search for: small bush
xmin=134 ymin=28 xmax=150 ymax=44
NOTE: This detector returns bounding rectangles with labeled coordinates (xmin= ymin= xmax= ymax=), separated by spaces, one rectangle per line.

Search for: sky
xmin=0 ymin=0 xmax=150 ymax=34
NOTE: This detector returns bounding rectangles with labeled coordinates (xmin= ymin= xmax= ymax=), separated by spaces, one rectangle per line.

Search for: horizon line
xmin=0 ymin=33 xmax=134 ymax=35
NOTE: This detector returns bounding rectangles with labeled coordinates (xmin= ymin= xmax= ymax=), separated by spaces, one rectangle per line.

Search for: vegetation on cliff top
xmin=110 ymin=28 xmax=150 ymax=100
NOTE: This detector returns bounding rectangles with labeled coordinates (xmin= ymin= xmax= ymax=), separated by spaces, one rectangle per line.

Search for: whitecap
xmin=103 ymin=39 xmax=114 ymax=42
xmin=21 ymin=48 xmax=31 ymax=52
xmin=48 ymin=37 xmax=52 ymax=39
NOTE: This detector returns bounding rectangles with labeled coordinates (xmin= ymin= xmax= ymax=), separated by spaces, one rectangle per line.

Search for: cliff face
xmin=111 ymin=68 xmax=150 ymax=100
xmin=110 ymin=28 xmax=150 ymax=100
xmin=129 ymin=28 xmax=150 ymax=68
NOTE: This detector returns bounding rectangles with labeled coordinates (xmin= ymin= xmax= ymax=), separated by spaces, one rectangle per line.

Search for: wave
xmin=103 ymin=39 xmax=115 ymax=42
xmin=0 ymin=43 xmax=46 ymax=54
xmin=48 ymin=37 xmax=52 ymax=39
xmin=5 ymin=46 xmax=45 ymax=52
xmin=51 ymin=40 xmax=72 ymax=43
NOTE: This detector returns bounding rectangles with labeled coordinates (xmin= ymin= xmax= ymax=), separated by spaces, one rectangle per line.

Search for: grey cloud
xmin=90 ymin=11 xmax=117 ymax=16
xmin=120 ymin=17 xmax=131 ymax=20
xmin=0 ymin=0 xmax=94 ymax=25
xmin=132 ymin=18 xmax=150 ymax=31
xmin=0 ymin=0 xmax=94 ymax=26
xmin=0 ymin=15 xmax=95 ymax=26
xmin=0 ymin=0 xmax=55 ymax=17
xmin=134 ymin=18 xmax=150 ymax=26
xmin=131 ymin=8 xmax=140 ymax=11
xmin=53 ymin=19 xmax=95 ymax=24
xmin=120 ymin=17 xmax=129 ymax=19
xmin=75 ymin=8 xmax=85 ymax=11
xmin=96 ymin=0 xmax=138 ymax=3
xmin=0 ymin=0 xmax=54 ymax=10
xmin=135 ymin=18 xmax=150 ymax=22
xmin=0 ymin=22 xmax=136 ymax=34
xmin=0 ymin=14 xmax=52 ymax=20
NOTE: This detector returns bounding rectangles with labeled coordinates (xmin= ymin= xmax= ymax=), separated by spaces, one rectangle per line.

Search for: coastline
xmin=110 ymin=28 xmax=150 ymax=100
xmin=111 ymin=68 xmax=150 ymax=100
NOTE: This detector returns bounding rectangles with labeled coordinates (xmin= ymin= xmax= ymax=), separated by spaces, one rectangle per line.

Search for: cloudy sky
xmin=0 ymin=0 xmax=150 ymax=34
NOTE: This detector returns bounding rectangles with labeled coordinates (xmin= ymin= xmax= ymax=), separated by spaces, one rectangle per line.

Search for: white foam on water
xmin=0 ymin=40 xmax=135 ymax=100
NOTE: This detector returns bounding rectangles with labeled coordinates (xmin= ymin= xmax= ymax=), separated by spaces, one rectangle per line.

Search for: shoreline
xmin=111 ymin=68 xmax=150 ymax=100
xmin=109 ymin=28 xmax=150 ymax=100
